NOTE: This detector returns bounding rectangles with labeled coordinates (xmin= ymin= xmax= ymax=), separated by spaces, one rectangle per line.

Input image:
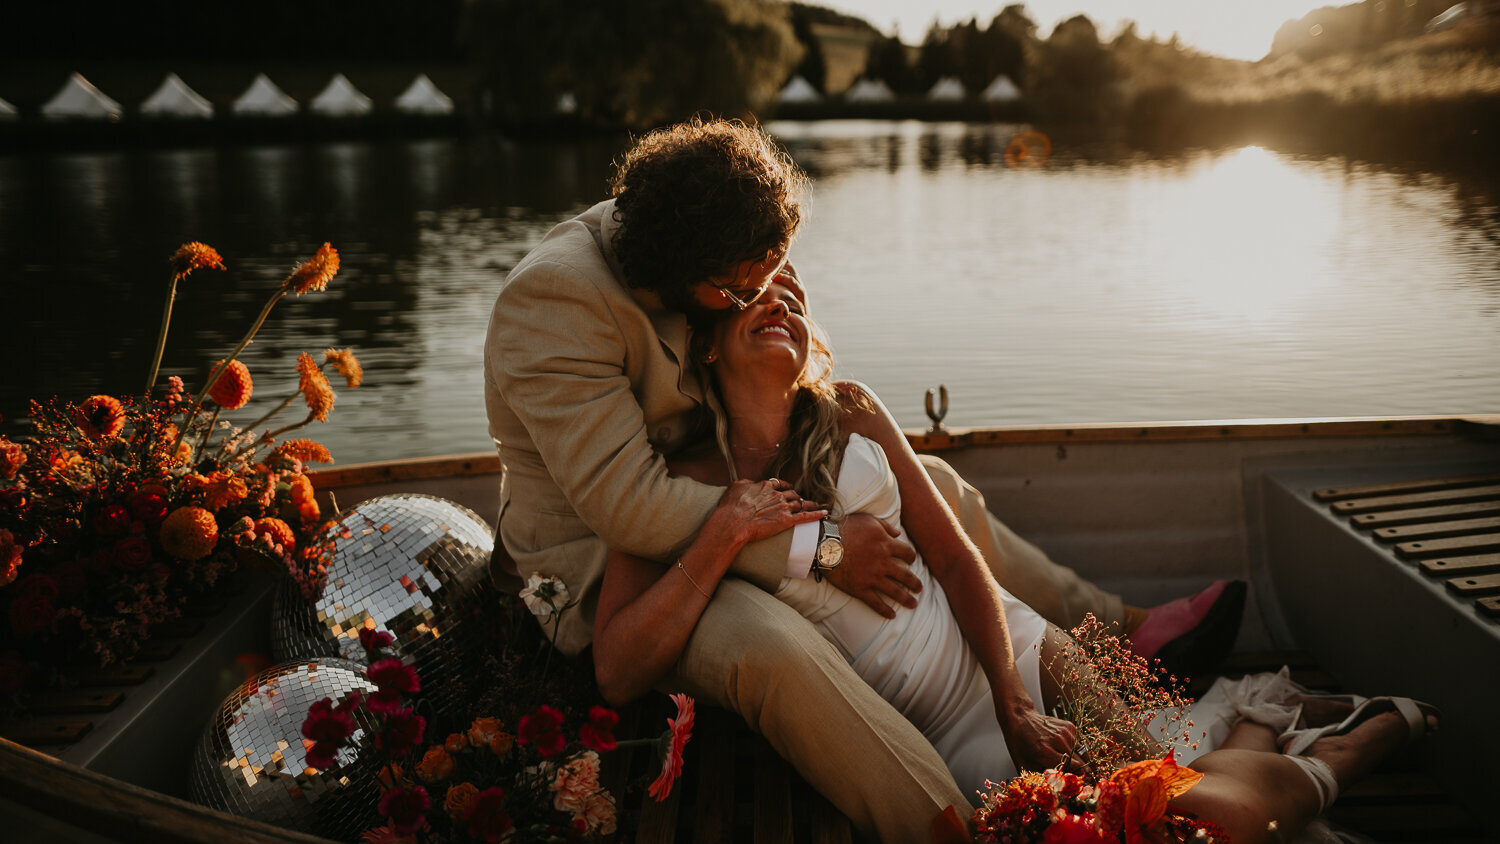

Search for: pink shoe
xmin=1128 ymin=580 xmax=1246 ymax=678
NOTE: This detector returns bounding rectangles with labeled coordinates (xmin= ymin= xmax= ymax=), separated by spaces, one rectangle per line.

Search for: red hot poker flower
xmin=284 ymin=243 xmax=340 ymax=295
xmin=580 ymin=705 xmax=620 ymax=752
xmin=517 ymin=704 xmax=566 ymax=758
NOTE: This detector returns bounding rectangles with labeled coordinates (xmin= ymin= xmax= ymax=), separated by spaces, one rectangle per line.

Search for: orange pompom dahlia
xmin=254 ymin=517 xmax=297 ymax=551
xmin=324 ymin=348 xmax=363 ymax=388
xmin=284 ymin=243 xmax=340 ymax=295
xmin=160 ymin=506 xmax=219 ymax=561
xmin=169 ymin=241 xmax=225 ymax=281
xmin=77 ymin=395 xmax=125 ymax=439
xmin=207 ymin=359 xmax=254 ymax=410
xmin=201 ymin=471 xmax=249 ymax=511
xmin=296 ymin=353 xmax=335 ymax=422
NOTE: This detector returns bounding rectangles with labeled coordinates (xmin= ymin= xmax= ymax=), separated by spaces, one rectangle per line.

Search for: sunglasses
xmin=711 ymin=252 xmax=789 ymax=311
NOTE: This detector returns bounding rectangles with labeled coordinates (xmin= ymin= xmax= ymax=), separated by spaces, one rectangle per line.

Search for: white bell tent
xmin=310 ymin=74 xmax=373 ymax=117
xmin=232 ymin=74 xmax=299 ymax=117
xmin=777 ymin=76 xmax=821 ymax=103
xmin=0 ymin=97 xmax=17 ymax=120
xmin=140 ymin=73 xmax=214 ymax=119
xmin=394 ymin=74 xmax=454 ymax=116
xmin=843 ymin=78 xmax=895 ymax=102
xmin=40 ymin=73 xmax=123 ymax=120
xmin=982 ymin=75 xmax=1022 ymax=103
xmin=926 ymin=77 xmax=967 ymax=101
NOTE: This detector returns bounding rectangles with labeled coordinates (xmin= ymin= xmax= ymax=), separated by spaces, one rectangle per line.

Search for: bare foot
xmin=1305 ymin=705 xmax=1439 ymax=789
xmin=1293 ymin=695 xmax=1357 ymax=730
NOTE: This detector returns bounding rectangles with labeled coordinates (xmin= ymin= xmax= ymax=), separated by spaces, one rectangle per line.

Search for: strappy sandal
xmin=1279 ymin=691 xmax=1368 ymax=738
xmin=1280 ymin=696 xmax=1437 ymax=757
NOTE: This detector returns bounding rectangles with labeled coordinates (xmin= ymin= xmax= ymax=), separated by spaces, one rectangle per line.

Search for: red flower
xmin=95 ymin=504 xmax=131 ymax=536
xmin=358 ymin=627 xmax=395 ymax=655
xmin=378 ymin=784 xmax=430 ymax=835
xmin=367 ymin=658 xmax=419 ymax=711
xmin=1042 ymin=810 xmax=1103 ymax=843
xmin=0 ymin=651 xmax=27 ymax=695
xmin=9 ymin=592 xmax=56 ymax=636
xmin=580 ymin=705 xmax=619 ymax=752
xmin=648 ymin=693 xmax=695 ymax=801
xmin=77 ymin=395 xmax=125 ymax=439
xmin=112 ymin=536 xmax=153 ymax=572
xmin=465 ymin=787 xmax=513 ymax=843
xmin=0 ymin=437 xmax=24 ymax=480
xmin=129 ymin=489 xmax=169 ymax=525
xmin=207 ymin=359 xmax=254 ymax=410
xmin=301 ymin=696 xmax=357 ymax=770
xmin=169 ymin=241 xmax=226 ymax=280
xmin=517 ymin=704 xmax=566 ymax=758
xmin=376 ymin=708 xmax=426 ymax=757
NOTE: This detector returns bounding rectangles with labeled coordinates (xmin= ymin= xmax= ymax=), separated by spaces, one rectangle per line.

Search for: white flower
xmin=519 ymin=572 xmax=570 ymax=620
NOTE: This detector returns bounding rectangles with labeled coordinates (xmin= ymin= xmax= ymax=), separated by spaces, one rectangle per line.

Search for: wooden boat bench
xmin=1260 ymin=463 xmax=1500 ymax=840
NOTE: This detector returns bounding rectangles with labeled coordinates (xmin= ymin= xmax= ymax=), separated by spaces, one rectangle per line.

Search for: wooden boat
xmin=4 ymin=414 xmax=1498 ymax=842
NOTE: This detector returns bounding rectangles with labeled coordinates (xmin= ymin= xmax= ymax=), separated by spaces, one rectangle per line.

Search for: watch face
xmin=817 ymin=539 xmax=842 ymax=568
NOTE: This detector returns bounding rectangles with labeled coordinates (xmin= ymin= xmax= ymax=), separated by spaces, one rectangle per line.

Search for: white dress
xmin=774 ymin=433 xmax=1049 ymax=798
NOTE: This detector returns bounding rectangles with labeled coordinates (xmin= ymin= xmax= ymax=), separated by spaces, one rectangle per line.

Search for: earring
xmin=703 ymin=351 xmax=718 ymax=364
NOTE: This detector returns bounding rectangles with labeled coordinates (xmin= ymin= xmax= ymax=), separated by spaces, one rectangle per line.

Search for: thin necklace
xmin=730 ymin=440 xmax=783 ymax=454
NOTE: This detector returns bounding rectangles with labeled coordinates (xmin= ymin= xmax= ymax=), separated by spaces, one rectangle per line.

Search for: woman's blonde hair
xmin=695 ymin=314 xmax=862 ymax=515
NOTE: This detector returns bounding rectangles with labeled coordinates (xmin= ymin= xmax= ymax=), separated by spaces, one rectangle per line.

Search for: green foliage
xmin=464 ymin=0 xmax=800 ymax=129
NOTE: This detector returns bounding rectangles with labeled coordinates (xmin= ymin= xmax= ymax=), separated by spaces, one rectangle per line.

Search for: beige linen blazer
xmin=484 ymin=199 xmax=793 ymax=656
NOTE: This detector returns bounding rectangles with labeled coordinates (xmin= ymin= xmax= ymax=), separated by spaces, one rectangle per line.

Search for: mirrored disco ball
xmin=270 ymin=494 xmax=494 ymax=718
xmin=189 ymin=658 xmax=379 ymax=838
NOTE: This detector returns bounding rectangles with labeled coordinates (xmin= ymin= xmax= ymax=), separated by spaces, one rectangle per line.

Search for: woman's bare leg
xmin=1173 ymin=708 xmax=1434 ymax=844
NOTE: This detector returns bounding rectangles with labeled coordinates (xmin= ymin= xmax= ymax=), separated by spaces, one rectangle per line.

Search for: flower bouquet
xmin=0 ymin=242 xmax=359 ymax=701
xmin=306 ymin=622 xmax=696 ymax=843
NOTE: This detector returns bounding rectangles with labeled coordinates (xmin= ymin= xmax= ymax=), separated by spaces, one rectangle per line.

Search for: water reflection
xmin=2 ymin=123 xmax=1497 ymax=464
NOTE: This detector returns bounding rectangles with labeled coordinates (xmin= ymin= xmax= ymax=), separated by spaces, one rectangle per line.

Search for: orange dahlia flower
xmin=207 ymin=359 xmax=253 ymax=410
xmin=160 ymin=506 xmax=219 ymax=561
xmin=201 ymin=471 xmax=249 ymax=511
xmin=284 ymin=243 xmax=340 ymax=295
xmin=324 ymin=348 xmax=363 ymax=388
xmin=77 ymin=395 xmax=125 ymax=439
xmin=297 ymin=353 xmax=335 ymax=422
xmin=274 ymin=439 xmax=333 ymax=465
xmin=254 ymin=517 xmax=296 ymax=551
xmin=286 ymin=473 xmax=316 ymax=505
xmin=169 ymin=241 xmax=226 ymax=281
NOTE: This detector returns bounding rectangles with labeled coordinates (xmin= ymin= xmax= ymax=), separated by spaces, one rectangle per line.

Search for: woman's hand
xmin=705 ymin=478 xmax=826 ymax=548
xmin=997 ymin=695 xmax=1082 ymax=774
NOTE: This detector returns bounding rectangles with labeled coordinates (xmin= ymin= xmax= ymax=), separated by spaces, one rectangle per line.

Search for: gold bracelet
xmin=676 ymin=559 xmax=712 ymax=599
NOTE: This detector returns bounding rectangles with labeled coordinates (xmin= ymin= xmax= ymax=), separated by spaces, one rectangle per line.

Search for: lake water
xmin=3 ymin=120 xmax=1498 ymax=465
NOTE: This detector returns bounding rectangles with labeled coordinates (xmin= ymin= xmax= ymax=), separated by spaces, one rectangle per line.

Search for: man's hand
xmin=824 ymin=513 xmax=920 ymax=618
xmin=997 ymin=696 xmax=1081 ymax=774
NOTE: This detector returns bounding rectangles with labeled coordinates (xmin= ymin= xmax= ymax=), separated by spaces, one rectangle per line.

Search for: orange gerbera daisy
xmin=284 ymin=243 xmax=340 ymax=295
xmin=77 ymin=395 xmax=125 ymax=439
xmin=201 ymin=471 xmax=249 ymax=511
xmin=169 ymin=241 xmax=226 ymax=281
xmin=207 ymin=359 xmax=253 ymax=410
xmin=160 ymin=506 xmax=219 ymax=561
xmin=296 ymin=353 xmax=335 ymax=422
xmin=323 ymin=348 xmax=364 ymax=388
xmin=274 ymin=439 xmax=333 ymax=465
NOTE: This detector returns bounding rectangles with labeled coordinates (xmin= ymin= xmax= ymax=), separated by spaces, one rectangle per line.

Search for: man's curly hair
xmin=610 ymin=118 xmax=808 ymax=311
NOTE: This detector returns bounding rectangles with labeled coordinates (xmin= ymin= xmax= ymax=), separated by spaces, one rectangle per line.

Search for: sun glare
xmin=1149 ymin=146 xmax=1341 ymax=330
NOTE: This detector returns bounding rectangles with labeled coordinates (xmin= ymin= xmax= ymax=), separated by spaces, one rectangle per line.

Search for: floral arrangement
xmin=0 ymin=241 xmax=358 ymax=699
xmin=1042 ymin=614 xmax=1199 ymax=781
xmin=305 ymin=609 xmax=696 ymax=843
xmin=971 ymin=756 xmax=1227 ymax=844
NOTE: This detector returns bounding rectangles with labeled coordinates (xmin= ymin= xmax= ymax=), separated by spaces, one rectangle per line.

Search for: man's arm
xmin=487 ymin=258 xmax=789 ymax=585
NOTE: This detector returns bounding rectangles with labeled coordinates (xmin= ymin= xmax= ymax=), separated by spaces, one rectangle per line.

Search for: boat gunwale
xmin=307 ymin=415 xmax=1497 ymax=489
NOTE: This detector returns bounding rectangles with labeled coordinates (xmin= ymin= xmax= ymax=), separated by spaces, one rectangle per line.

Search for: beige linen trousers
xmin=484 ymin=200 xmax=1123 ymax=840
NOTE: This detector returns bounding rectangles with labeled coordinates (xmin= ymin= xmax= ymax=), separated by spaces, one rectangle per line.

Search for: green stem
xmin=145 ymin=273 xmax=181 ymax=398
xmin=195 ymin=405 xmax=223 ymax=463
xmin=239 ymin=390 xmax=301 ymax=437
xmin=227 ymin=412 xmax=314 ymax=462
xmin=173 ymin=288 xmax=286 ymax=456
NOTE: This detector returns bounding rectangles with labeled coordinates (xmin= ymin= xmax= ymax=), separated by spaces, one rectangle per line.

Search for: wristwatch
xmin=812 ymin=518 xmax=843 ymax=582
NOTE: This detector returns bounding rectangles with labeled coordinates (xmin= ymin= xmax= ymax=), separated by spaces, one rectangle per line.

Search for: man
xmin=484 ymin=119 xmax=1239 ymax=838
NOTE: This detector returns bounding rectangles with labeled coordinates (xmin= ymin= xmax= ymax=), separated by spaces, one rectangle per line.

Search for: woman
xmin=592 ymin=275 xmax=1436 ymax=842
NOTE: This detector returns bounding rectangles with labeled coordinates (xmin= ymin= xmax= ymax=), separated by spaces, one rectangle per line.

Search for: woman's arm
xmin=840 ymin=382 xmax=1078 ymax=773
xmin=592 ymin=477 xmax=825 ymax=705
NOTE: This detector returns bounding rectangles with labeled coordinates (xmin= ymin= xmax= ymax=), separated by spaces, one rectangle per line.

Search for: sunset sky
xmin=826 ymin=1 xmax=1336 ymax=61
